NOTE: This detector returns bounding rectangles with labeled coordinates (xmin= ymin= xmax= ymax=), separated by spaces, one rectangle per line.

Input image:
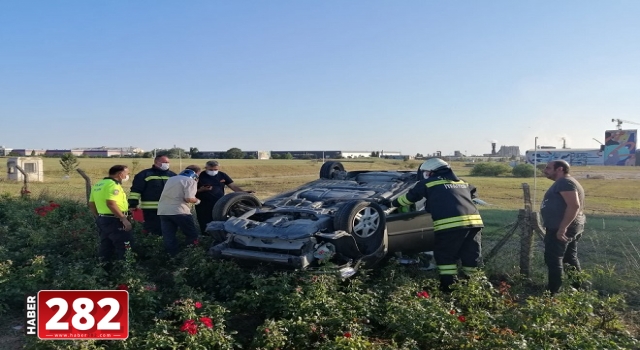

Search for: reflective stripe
xmin=140 ymin=201 xmax=159 ymax=209
xmin=438 ymin=264 xmax=458 ymax=275
xmin=426 ymin=180 xmax=467 ymax=188
xmin=433 ymin=214 xmax=483 ymax=231
xmin=145 ymin=176 xmax=171 ymax=181
xmin=462 ymin=266 xmax=479 ymax=275
xmin=129 ymin=192 xmax=141 ymax=200
xmin=397 ymin=194 xmax=413 ymax=206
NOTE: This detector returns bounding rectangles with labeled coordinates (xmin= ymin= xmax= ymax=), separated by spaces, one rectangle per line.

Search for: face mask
xmin=206 ymin=170 xmax=219 ymax=176
xmin=160 ymin=163 xmax=170 ymax=171
xmin=122 ymin=175 xmax=130 ymax=182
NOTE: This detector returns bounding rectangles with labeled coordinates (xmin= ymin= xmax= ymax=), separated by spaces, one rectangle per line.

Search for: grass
xmin=2 ymin=157 xmax=638 ymax=214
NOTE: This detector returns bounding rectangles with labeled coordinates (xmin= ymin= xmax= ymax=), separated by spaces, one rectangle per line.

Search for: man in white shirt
xmin=158 ymin=165 xmax=204 ymax=256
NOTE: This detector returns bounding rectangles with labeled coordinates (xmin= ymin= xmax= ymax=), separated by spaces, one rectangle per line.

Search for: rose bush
xmin=0 ymin=196 xmax=636 ymax=349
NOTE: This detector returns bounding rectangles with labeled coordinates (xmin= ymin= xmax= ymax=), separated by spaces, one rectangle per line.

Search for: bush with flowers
xmin=0 ymin=196 xmax=637 ymax=349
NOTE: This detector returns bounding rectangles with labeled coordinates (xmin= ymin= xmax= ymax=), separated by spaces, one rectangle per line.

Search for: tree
xmin=470 ymin=163 xmax=511 ymax=177
xmin=189 ymin=147 xmax=201 ymax=158
xmin=156 ymin=148 xmax=189 ymax=159
xmin=512 ymin=163 xmax=537 ymax=178
xmin=416 ymin=153 xmax=424 ymax=158
xmin=59 ymin=153 xmax=79 ymax=176
xmin=224 ymin=148 xmax=244 ymax=159
xmin=283 ymin=152 xmax=294 ymax=160
xmin=30 ymin=150 xmax=36 ymax=156
xmin=271 ymin=153 xmax=281 ymax=159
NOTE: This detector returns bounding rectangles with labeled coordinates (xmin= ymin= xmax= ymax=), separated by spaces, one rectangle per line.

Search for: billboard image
xmin=525 ymin=149 xmax=603 ymax=166
xmin=603 ymin=129 xmax=637 ymax=166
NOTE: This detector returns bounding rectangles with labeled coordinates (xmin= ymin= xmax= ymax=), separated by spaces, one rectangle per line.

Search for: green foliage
xmin=0 ymin=197 xmax=638 ymax=349
xmin=511 ymin=163 xmax=535 ymax=177
xmin=156 ymin=147 xmax=190 ymax=159
xmin=470 ymin=162 xmax=512 ymax=176
xmin=224 ymin=147 xmax=244 ymax=159
xmin=59 ymin=153 xmax=79 ymax=176
xmin=283 ymin=152 xmax=294 ymax=160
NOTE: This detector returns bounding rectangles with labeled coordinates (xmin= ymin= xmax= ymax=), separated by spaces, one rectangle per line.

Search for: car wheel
xmin=334 ymin=200 xmax=386 ymax=255
xmin=320 ymin=161 xmax=345 ymax=179
xmin=211 ymin=192 xmax=262 ymax=241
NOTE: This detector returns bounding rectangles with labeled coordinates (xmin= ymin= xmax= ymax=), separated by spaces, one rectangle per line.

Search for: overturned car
xmin=206 ymin=161 xmax=435 ymax=276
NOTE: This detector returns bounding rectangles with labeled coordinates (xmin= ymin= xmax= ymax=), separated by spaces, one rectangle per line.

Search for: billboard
xmin=525 ymin=149 xmax=603 ymax=166
xmin=603 ymin=129 xmax=637 ymax=166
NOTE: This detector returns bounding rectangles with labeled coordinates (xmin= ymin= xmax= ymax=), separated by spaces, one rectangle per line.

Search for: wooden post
xmin=15 ymin=165 xmax=29 ymax=197
xmin=76 ymin=169 xmax=92 ymax=204
xmin=520 ymin=183 xmax=535 ymax=277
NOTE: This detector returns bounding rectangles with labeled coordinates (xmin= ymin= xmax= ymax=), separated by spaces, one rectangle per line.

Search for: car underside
xmin=207 ymin=161 xmax=435 ymax=277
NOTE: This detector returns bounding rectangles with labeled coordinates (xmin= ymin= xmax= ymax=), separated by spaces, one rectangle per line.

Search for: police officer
xmin=128 ymin=155 xmax=177 ymax=236
xmin=88 ymin=165 xmax=132 ymax=263
xmin=391 ymin=158 xmax=484 ymax=292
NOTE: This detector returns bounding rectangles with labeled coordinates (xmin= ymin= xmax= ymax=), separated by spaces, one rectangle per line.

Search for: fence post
xmin=520 ymin=183 xmax=535 ymax=277
xmin=76 ymin=169 xmax=92 ymax=204
xmin=15 ymin=165 xmax=30 ymax=197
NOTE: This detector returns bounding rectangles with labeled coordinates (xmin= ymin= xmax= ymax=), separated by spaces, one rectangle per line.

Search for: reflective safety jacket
xmin=128 ymin=167 xmax=177 ymax=210
xmin=392 ymin=174 xmax=483 ymax=233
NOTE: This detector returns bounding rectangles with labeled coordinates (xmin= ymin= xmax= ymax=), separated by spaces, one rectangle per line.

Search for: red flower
xmin=449 ymin=309 xmax=456 ymax=315
xmin=116 ymin=284 xmax=128 ymax=290
xmin=195 ymin=302 xmax=202 ymax=309
xmin=343 ymin=332 xmax=352 ymax=338
xmin=199 ymin=317 xmax=213 ymax=329
xmin=144 ymin=284 xmax=157 ymax=291
xmin=458 ymin=315 xmax=466 ymax=322
xmin=264 ymin=328 xmax=270 ymax=333
xmin=416 ymin=291 xmax=430 ymax=298
xmin=192 ymin=240 xmax=199 ymax=246
xmin=180 ymin=319 xmax=198 ymax=335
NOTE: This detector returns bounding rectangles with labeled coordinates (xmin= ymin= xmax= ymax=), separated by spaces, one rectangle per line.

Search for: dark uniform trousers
xmin=434 ymin=227 xmax=483 ymax=290
xmin=142 ymin=209 xmax=162 ymax=236
xmin=195 ymin=202 xmax=215 ymax=235
xmin=96 ymin=216 xmax=134 ymax=262
xmin=544 ymin=223 xmax=584 ymax=294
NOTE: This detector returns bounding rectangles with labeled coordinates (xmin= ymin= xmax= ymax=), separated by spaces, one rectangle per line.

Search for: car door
xmin=385 ymin=198 xmax=434 ymax=254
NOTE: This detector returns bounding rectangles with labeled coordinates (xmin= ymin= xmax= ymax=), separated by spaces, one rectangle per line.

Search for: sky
xmin=1 ymin=1 xmax=640 ymax=156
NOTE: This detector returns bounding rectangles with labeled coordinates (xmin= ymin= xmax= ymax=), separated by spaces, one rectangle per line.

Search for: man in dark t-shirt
xmin=195 ymin=160 xmax=253 ymax=234
xmin=540 ymin=160 xmax=586 ymax=294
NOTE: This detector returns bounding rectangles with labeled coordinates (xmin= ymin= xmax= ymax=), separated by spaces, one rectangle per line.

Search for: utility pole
xmin=533 ymin=137 xmax=538 ymax=209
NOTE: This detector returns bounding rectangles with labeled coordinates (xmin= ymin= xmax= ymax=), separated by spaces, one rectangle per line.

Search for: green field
xmin=1 ymin=157 xmax=639 ymax=215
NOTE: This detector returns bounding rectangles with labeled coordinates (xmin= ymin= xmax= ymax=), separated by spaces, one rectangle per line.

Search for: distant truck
xmin=525 ymin=149 xmax=603 ymax=166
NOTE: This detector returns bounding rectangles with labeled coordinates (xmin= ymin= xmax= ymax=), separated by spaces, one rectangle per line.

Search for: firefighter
xmin=391 ymin=158 xmax=484 ymax=292
xmin=88 ymin=165 xmax=132 ymax=263
xmin=128 ymin=155 xmax=177 ymax=236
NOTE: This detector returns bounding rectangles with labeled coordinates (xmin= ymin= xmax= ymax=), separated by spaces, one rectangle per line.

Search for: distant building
xmin=10 ymin=149 xmax=46 ymax=156
xmin=341 ymin=151 xmax=371 ymax=158
xmin=270 ymin=150 xmax=342 ymax=159
xmin=496 ymin=146 xmax=521 ymax=158
xmin=82 ymin=149 xmax=128 ymax=157
xmin=45 ymin=149 xmax=84 ymax=157
xmin=0 ymin=146 xmax=13 ymax=156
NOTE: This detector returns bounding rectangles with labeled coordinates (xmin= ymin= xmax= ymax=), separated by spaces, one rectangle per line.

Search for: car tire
xmin=320 ymin=161 xmax=345 ymax=179
xmin=211 ymin=192 xmax=262 ymax=242
xmin=334 ymin=200 xmax=386 ymax=255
